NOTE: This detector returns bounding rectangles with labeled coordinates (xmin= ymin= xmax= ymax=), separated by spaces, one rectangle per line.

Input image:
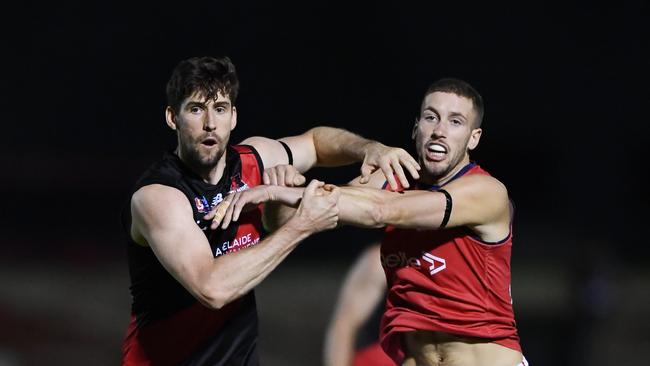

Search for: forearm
xmin=262 ymin=202 xmax=297 ymax=232
xmin=324 ymin=321 xmax=356 ymax=366
xmin=201 ymin=216 xmax=312 ymax=308
xmin=338 ymin=186 xmax=448 ymax=229
xmin=264 ymin=184 xmax=386 ymax=230
xmin=311 ymin=126 xmax=376 ymax=167
xmin=267 ymin=184 xmax=388 ymax=228
xmin=337 ymin=186 xmax=388 ymax=228
xmin=267 ymin=185 xmax=303 ymax=207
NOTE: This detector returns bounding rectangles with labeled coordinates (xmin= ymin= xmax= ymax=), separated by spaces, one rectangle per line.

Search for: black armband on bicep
xmin=278 ymin=140 xmax=293 ymax=165
xmin=438 ymin=189 xmax=453 ymax=229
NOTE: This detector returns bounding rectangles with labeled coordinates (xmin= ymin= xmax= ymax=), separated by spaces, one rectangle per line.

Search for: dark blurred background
xmin=2 ymin=1 xmax=648 ymax=365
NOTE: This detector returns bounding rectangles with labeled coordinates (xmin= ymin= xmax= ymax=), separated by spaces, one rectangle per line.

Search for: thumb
xmin=294 ymin=174 xmax=306 ymax=186
xmin=359 ymin=164 xmax=373 ymax=184
xmin=304 ymin=179 xmax=323 ymax=196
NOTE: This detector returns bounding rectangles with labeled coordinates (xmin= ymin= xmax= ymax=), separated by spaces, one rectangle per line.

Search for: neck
xmin=176 ymin=147 xmax=228 ymax=185
xmin=422 ymin=154 xmax=471 ymax=187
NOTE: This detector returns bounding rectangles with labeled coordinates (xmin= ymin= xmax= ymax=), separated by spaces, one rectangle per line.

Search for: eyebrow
xmin=424 ymin=107 xmax=467 ymax=119
xmin=423 ymin=106 xmax=439 ymax=115
xmin=185 ymin=101 xmax=205 ymax=107
xmin=213 ymin=100 xmax=231 ymax=108
xmin=448 ymin=112 xmax=468 ymax=121
xmin=184 ymin=100 xmax=231 ymax=109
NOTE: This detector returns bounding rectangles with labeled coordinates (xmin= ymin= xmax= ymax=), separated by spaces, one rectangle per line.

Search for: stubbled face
xmin=412 ymin=91 xmax=482 ymax=184
xmin=166 ymin=92 xmax=237 ymax=171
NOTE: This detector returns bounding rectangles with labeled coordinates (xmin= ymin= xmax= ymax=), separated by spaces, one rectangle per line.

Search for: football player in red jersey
xmin=211 ymin=78 xmax=527 ymax=366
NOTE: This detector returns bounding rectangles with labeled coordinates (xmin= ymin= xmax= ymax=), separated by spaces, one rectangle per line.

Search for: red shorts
xmin=354 ymin=342 xmax=396 ymax=366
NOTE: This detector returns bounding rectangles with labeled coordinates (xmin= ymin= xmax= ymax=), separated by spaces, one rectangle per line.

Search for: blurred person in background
xmin=324 ymin=242 xmax=395 ymax=366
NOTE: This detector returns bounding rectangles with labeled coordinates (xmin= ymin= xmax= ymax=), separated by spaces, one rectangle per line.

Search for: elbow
xmin=196 ymin=285 xmax=232 ymax=310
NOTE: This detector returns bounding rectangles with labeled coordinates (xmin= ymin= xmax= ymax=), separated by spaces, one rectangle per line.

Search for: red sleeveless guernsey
xmin=379 ymin=163 xmax=521 ymax=363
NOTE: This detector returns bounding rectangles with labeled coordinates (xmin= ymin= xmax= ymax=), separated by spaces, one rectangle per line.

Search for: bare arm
xmin=131 ymin=180 xmax=338 ymax=310
xmin=260 ymin=165 xmax=388 ymax=233
xmin=240 ymin=126 xmax=420 ymax=189
xmin=211 ymin=173 xmax=510 ymax=242
xmin=324 ymin=244 xmax=386 ymax=366
xmin=335 ymin=174 xmax=511 ymax=241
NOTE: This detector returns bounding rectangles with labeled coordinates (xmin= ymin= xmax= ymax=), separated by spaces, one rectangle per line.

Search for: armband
xmin=278 ymin=140 xmax=293 ymax=165
xmin=438 ymin=189 xmax=452 ymax=228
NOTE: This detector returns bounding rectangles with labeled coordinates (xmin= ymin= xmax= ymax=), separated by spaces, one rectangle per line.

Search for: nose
xmin=203 ymin=110 xmax=217 ymax=132
xmin=431 ymin=119 xmax=447 ymax=138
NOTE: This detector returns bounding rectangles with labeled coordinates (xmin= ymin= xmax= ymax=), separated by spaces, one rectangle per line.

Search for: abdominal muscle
xmin=401 ymin=331 xmax=522 ymax=366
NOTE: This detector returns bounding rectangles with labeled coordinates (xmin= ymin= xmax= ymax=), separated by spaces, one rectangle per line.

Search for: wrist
xmin=275 ymin=186 xmax=304 ymax=207
xmin=265 ymin=185 xmax=279 ymax=201
xmin=361 ymin=140 xmax=382 ymax=158
xmin=283 ymin=215 xmax=314 ymax=237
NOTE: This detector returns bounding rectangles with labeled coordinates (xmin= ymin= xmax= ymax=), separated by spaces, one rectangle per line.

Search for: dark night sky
xmin=3 ymin=1 xmax=648 ymax=263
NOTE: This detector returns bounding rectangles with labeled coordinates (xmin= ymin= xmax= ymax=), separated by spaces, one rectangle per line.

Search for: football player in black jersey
xmin=122 ymin=56 xmax=420 ymax=365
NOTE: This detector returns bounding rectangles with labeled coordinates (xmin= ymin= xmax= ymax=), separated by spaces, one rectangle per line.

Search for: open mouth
xmin=201 ymin=137 xmax=218 ymax=147
xmin=427 ymin=143 xmax=448 ymax=154
xmin=425 ymin=142 xmax=448 ymax=161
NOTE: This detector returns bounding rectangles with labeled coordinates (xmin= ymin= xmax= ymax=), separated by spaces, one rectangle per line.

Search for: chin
xmin=199 ymin=154 xmax=222 ymax=167
xmin=426 ymin=160 xmax=448 ymax=174
xmin=186 ymin=148 xmax=222 ymax=169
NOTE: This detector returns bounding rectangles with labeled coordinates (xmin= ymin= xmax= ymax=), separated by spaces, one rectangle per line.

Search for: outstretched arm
xmin=324 ymin=244 xmax=386 ymax=366
xmin=131 ymin=180 xmax=339 ymax=310
xmin=209 ymin=173 xmax=510 ymax=242
xmin=334 ymin=174 xmax=511 ymax=241
xmin=240 ymin=126 xmax=420 ymax=190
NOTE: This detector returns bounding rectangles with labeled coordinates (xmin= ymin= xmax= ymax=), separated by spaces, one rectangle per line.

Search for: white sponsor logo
xmin=381 ymin=251 xmax=446 ymax=276
xmin=421 ymin=252 xmax=446 ymax=275
xmin=228 ymin=183 xmax=249 ymax=194
xmin=214 ymin=233 xmax=260 ymax=256
xmin=211 ymin=193 xmax=224 ymax=206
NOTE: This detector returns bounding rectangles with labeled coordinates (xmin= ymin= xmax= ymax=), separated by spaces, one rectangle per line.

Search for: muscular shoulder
xmin=132 ymin=184 xmax=189 ymax=208
xmin=130 ymin=184 xmax=195 ymax=246
xmin=131 ymin=185 xmax=194 ymax=227
xmin=444 ymin=174 xmax=510 ymax=234
xmin=239 ymin=136 xmax=293 ymax=170
xmin=448 ymin=173 xmax=508 ymax=202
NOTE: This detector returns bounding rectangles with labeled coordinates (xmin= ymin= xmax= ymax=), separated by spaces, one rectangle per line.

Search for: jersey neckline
xmin=417 ymin=161 xmax=477 ymax=191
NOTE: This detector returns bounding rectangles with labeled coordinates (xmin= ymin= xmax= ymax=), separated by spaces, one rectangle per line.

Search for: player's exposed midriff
xmin=401 ymin=330 xmax=523 ymax=366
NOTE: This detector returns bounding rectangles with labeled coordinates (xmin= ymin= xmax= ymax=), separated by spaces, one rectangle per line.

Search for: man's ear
xmin=165 ymin=106 xmax=177 ymax=130
xmin=411 ymin=120 xmax=419 ymax=140
xmin=230 ymin=106 xmax=237 ymax=131
xmin=468 ymin=128 xmax=482 ymax=150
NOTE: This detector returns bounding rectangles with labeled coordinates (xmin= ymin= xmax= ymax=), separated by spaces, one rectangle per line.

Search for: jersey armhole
xmin=466 ymin=198 xmax=514 ymax=246
xmin=235 ymin=144 xmax=265 ymax=184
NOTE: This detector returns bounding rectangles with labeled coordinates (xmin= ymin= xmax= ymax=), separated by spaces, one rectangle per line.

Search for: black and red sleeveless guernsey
xmin=121 ymin=145 xmax=265 ymax=366
xmin=379 ymin=162 xmax=521 ymax=364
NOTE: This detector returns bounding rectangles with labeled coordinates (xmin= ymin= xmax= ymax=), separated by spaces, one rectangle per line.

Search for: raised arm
xmin=240 ymin=126 xmax=420 ymax=190
xmin=323 ymin=243 xmax=386 ymax=366
xmin=130 ymin=180 xmax=338 ymax=310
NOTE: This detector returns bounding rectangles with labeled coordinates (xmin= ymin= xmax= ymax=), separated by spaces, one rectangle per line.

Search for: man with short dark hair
xmin=121 ymin=56 xmax=420 ymax=365
xmin=213 ymin=78 xmax=527 ymax=366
